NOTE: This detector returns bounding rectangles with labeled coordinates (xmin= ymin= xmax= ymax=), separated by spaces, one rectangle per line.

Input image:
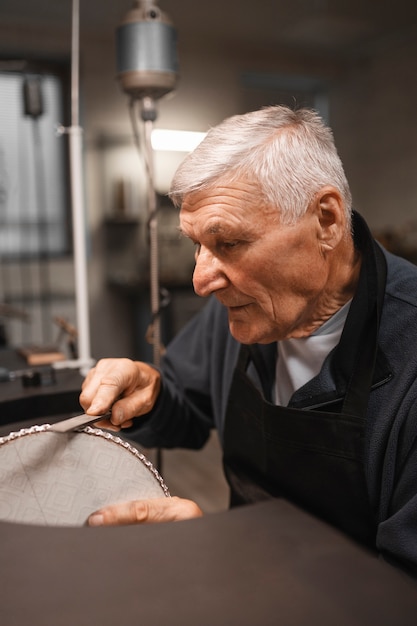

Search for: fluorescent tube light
xmin=151 ymin=129 xmax=207 ymax=152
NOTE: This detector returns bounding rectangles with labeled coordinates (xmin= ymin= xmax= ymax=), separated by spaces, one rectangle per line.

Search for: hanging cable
xmin=127 ymin=96 xmax=172 ymax=363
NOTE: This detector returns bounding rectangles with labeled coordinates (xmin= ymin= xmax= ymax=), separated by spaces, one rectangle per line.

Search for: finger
xmin=108 ymin=387 xmax=159 ymax=426
xmin=87 ymin=496 xmax=203 ymax=527
xmin=80 ymin=372 xmax=116 ymax=414
xmin=92 ymin=418 xmax=121 ymax=432
xmin=79 ymin=359 xmax=160 ymax=423
xmin=91 ymin=417 xmax=133 ymax=432
xmin=79 ymin=366 xmax=102 ymax=410
xmin=80 ymin=358 xmax=136 ymax=413
xmin=84 ymin=378 xmax=124 ymax=416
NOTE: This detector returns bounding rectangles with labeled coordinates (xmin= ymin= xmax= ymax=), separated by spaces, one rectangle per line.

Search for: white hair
xmin=169 ymin=105 xmax=352 ymax=226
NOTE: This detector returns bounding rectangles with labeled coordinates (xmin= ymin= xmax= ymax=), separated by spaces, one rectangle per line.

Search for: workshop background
xmin=1 ymin=0 xmax=417 ymax=514
xmin=1 ymin=0 xmax=417 ymax=361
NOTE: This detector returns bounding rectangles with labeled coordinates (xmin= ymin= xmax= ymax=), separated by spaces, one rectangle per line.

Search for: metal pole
xmin=54 ymin=0 xmax=94 ymax=375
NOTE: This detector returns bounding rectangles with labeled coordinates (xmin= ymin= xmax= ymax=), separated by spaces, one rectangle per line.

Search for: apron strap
xmin=340 ymin=223 xmax=387 ymax=418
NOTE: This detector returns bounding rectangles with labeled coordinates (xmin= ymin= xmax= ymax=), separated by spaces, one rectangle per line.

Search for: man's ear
xmin=314 ymin=186 xmax=347 ymax=252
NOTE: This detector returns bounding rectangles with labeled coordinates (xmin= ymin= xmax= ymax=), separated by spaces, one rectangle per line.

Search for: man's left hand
xmin=87 ymin=496 xmax=203 ymax=526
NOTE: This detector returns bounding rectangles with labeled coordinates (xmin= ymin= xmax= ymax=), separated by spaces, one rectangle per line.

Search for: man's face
xmin=179 ymin=181 xmax=331 ymax=344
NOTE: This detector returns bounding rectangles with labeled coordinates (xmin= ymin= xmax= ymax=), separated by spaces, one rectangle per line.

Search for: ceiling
xmin=1 ymin=0 xmax=417 ymax=63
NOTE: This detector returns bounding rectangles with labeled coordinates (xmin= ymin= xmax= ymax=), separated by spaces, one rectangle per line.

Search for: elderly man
xmin=80 ymin=106 xmax=417 ymax=575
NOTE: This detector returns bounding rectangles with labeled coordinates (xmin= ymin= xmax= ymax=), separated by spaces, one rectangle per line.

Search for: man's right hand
xmin=79 ymin=358 xmax=161 ymax=431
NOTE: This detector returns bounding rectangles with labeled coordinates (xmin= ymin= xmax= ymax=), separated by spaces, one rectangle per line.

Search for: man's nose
xmin=192 ymin=247 xmax=228 ymax=297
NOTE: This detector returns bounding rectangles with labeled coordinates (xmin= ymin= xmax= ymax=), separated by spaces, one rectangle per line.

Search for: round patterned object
xmin=0 ymin=425 xmax=170 ymax=526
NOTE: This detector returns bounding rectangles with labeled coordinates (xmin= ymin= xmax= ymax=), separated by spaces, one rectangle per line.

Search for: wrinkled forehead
xmin=180 ymin=179 xmax=273 ymax=215
xmin=179 ymin=182 xmax=281 ymax=240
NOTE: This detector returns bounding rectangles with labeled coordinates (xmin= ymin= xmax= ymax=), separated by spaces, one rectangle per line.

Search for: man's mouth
xmin=226 ymin=302 xmax=252 ymax=312
xmin=216 ymin=294 xmax=254 ymax=310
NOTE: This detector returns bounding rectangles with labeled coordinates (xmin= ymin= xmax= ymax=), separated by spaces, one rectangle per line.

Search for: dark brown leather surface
xmin=1 ymin=499 xmax=416 ymax=625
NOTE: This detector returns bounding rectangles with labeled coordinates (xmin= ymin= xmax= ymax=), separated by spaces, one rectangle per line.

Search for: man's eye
xmin=220 ymin=241 xmax=239 ymax=250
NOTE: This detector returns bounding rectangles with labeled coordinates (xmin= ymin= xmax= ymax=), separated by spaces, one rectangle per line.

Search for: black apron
xmin=222 ymin=215 xmax=387 ymax=547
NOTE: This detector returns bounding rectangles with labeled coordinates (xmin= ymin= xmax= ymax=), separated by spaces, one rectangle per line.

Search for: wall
xmin=329 ymin=33 xmax=417 ymax=230
xmin=1 ymin=16 xmax=416 ymax=360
